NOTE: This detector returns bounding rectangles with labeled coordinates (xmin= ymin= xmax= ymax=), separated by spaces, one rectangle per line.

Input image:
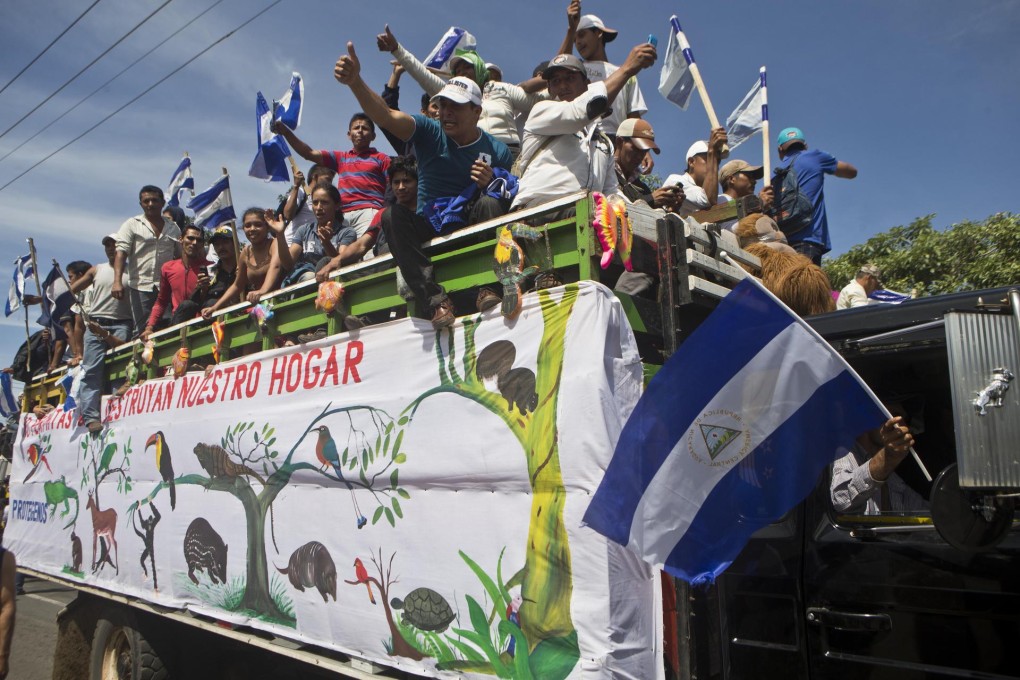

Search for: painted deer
xmin=86 ymin=491 xmax=119 ymax=574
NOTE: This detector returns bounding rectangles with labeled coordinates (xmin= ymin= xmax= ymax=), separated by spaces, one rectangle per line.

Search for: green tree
xmin=824 ymin=212 xmax=1020 ymax=296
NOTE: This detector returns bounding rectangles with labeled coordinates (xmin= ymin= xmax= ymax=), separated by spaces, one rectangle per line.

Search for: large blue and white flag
xmin=58 ymin=365 xmax=83 ymax=413
xmin=423 ymin=27 xmax=477 ymax=71
xmin=249 ymin=91 xmax=292 ymax=183
xmin=583 ymin=276 xmax=886 ymax=584
xmin=37 ymin=265 xmax=73 ymax=340
xmin=166 ymin=155 xmax=194 ymax=208
xmin=658 ymin=16 xmax=696 ymax=110
xmin=725 ymin=69 xmax=767 ymax=150
xmin=188 ymin=175 xmax=236 ymax=229
xmin=5 ymin=254 xmax=33 ymax=317
xmin=0 ymin=372 xmax=17 ymax=418
xmin=273 ymin=72 xmax=303 ymax=130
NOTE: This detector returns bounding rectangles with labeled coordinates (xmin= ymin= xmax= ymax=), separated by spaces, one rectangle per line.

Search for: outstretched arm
xmin=270 ymin=123 xmax=324 ymax=165
xmin=834 ymin=160 xmax=858 ymax=179
xmin=378 ymin=25 xmax=445 ymax=97
xmin=558 ymin=0 xmax=581 ymax=55
xmin=335 ymin=42 xmax=415 ymax=143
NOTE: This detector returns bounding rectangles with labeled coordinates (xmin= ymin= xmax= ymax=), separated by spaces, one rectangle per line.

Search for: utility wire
xmin=0 ymin=0 xmax=103 ymax=97
xmin=0 ymin=0 xmax=226 ymax=165
xmin=0 ymin=0 xmax=173 ymax=142
xmin=0 ymin=0 xmax=283 ymax=194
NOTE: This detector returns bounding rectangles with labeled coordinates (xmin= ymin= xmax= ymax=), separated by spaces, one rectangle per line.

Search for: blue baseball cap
xmin=776 ymin=127 xmax=805 ymax=147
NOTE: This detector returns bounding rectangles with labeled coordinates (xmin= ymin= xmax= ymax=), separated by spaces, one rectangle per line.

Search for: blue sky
xmin=1 ymin=0 xmax=1018 ymax=373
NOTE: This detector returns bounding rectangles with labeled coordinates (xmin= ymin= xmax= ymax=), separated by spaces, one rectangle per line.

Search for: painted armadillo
xmin=193 ymin=443 xmax=266 ymax=485
xmin=183 ymin=517 xmax=227 ymax=585
xmin=275 ymin=541 xmax=337 ymax=603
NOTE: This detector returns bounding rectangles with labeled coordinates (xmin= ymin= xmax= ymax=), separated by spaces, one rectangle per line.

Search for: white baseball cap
xmin=577 ymin=14 xmax=619 ymax=42
xmin=431 ymin=76 xmax=482 ymax=106
xmin=686 ymin=140 xmax=709 ymax=160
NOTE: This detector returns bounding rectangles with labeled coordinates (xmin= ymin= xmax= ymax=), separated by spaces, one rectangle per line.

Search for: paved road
xmin=10 ymin=574 xmax=76 ymax=680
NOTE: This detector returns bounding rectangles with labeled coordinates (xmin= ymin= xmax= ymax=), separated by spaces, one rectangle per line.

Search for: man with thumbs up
xmin=334 ymin=41 xmax=513 ymax=329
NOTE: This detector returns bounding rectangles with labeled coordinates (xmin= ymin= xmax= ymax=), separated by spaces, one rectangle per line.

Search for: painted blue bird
xmin=314 ymin=425 xmax=366 ymax=528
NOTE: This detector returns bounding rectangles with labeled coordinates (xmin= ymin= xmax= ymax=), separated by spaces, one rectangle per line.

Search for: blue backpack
xmin=771 ymin=163 xmax=814 ymax=237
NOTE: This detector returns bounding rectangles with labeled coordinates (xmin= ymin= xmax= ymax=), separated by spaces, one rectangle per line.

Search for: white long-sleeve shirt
xmin=511 ymin=82 xmax=620 ymax=210
xmin=393 ymin=44 xmax=544 ymax=147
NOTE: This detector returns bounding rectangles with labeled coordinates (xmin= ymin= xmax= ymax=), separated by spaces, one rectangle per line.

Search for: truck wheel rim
xmin=100 ymin=628 xmax=132 ymax=680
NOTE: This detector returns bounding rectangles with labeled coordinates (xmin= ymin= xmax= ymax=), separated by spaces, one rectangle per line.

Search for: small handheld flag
xmin=249 ymin=91 xmax=292 ymax=183
xmin=5 ymin=254 xmax=34 ymax=317
xmin=658 ymin=17 xmax=696 ymax=110
xmin=423 ymin=27 xmax=477 ymax=72
xmin=273 ymin=72 xmax=303 ymax=130
xmin=583 ymin=275 xmax=886 ymax=584
xmin=725 ymin=70 xmax=766 ymax=151
xmin=166 ymin=155 xmax=195 ymax=208
xmin=188 ymin=175 xmax=236 ymax=229
xmin=0 ymin=372 xmax=17 ymax=418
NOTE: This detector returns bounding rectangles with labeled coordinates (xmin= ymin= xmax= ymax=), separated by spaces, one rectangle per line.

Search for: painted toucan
xmin=353 ymin=558 xmax=376 ymax=604
xmin=145 ymin=431 xmax=176 ymax=510
xmin=315 ymin=426 xmax=366 ymax=528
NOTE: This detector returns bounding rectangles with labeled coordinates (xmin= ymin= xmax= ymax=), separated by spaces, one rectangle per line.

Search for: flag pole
xmin=719 ymin=251 xmax=932 ymax=481
xmin=26 ymin=238 xmax=51 ymax=371
xmin=287 ymin=155 xmax=302 ymax=188
xmin=222 ymin=167 xmax=242 ymax=266
xmin=673 ymin=17 xmax=729 ymax=157
xmin=759 ymin=67 xmax=770 ymax=181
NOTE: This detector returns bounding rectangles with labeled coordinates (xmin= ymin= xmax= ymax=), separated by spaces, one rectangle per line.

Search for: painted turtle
xmin=391 ymin=588 xmax=455 ymax=633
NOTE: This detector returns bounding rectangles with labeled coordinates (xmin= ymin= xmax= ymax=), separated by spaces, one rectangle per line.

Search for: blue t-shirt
xmin=774 ymin=148 xmax=838 ymax=250
xmin=290 ymin=221 xmax=357 ymax=265
xmin=409 ymin=113 xmax=513 ymax=214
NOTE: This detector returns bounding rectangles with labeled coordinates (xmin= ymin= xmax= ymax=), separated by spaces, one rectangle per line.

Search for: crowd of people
xmin=7 ymin=2 xmax=867 ymax=431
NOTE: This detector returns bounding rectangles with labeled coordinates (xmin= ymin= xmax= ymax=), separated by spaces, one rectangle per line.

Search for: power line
xmin=0 ymin=0 xmax=227 ymax=165
xmin=0 ymin=0 xmax=103 ymax=97
xmin=0 ymin=0 xmax=173 ymax=142
xmin=0 ymin=0 xmax=283 ymax=194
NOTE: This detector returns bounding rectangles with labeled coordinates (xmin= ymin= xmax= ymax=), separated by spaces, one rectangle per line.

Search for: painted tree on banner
xmin=406 ymin=284 xmax=581 ymax=679
xmin=130 ymin=407 xmax=411 ymax=625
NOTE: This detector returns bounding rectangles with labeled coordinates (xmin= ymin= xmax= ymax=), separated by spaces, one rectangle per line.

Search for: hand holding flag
xmin=249 ymin=92 xmax=292 ymax=182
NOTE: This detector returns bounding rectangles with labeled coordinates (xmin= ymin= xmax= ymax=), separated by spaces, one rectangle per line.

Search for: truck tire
xmin=89 ymin=608 xmax=169 ymax=680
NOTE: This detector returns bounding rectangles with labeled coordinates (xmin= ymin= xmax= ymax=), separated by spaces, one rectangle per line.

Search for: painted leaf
xmin=384 ymin=507 xmax=394 ymax=526
xmin=460 ymin=551 xmax=506 ymax=622
xmin=397 ymin=488 xmax=410 ymax=500
xmin=392 ymin=431 xmax=404 ymax=457
xmin=359 ymin=467 xmax=368 ymax=488
xmin=341 ymin=447 xmax=349 ymax=466
xmin=394 ymin=453 xmax=407 ymax=465
xmin=390 ymin=468 xmax=398 ymax=490
xmin=383 ymin=432 xmax=391 ymax=455
xmin=397 ymin=416 xmax=409 ymax=426
xmin=391 ymin=497 xmax=402 ymax=518
xmin=372 ymin=506 xmax=385 ymax=525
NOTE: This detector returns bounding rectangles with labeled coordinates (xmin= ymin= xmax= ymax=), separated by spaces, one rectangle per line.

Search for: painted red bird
xmin=353 ymin=558 xmax=376 ymax=604
xmin=23 ymin=443 xmax=52 ymax=482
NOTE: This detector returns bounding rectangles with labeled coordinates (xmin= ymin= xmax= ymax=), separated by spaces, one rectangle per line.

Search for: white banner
xmin=7 ymin=282 xmax=661 ymax=680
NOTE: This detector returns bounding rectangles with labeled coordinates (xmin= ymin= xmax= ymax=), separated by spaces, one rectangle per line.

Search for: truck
xmin=6 ymin=192 xmax=1019 ymax=679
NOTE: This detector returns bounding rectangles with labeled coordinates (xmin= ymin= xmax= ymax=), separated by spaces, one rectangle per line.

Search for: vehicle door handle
xmin=806 ymin=607 xmax=892 ymax=632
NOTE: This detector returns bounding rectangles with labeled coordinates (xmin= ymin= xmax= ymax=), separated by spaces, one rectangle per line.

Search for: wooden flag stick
xmin=26 ymin=237 xmax=50 ymax=369
xmin=675 ymin=21 xmax=729 ymax=157
xmin=287 ymin=155 xmax=302 ymax=187
xmin=760 ymin=67 xmax=770 ymax=181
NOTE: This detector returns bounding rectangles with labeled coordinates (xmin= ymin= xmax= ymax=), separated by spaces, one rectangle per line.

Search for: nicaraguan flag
xmin=249 ymin=91 xmax=292 ymax=183
xmin=166 ymin=155 xmax=194 ymax=207
xmin=869 ymin=289 xmax=912 ymax=304
xmin=0 ymin=372 xmax=16 ymax=418
xmin=5 ymin=254 xmax=33 ymax=317
xmin=188 ymin=175 xmax=236 ymax=229
xmin=658 ymin=16 xmax=696 ymax=110
xmin=725 ymin=72 xmax=766 ymax=150
xmin=59 ymin=365 xmax=83 ymax=413
xmin=273 ymin=72 xmax=303 ymax=130
xmin=37 ymin=265 xmax=74 ymax=340
xmin=424 ymin=27 xmax=477 ymax=71
xmin=583 ymin=277 xmax=886 ymax=584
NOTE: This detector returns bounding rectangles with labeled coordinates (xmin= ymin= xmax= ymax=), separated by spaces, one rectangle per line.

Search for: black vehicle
xmin=678 ymin=287 xmax=1020 ymax=680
